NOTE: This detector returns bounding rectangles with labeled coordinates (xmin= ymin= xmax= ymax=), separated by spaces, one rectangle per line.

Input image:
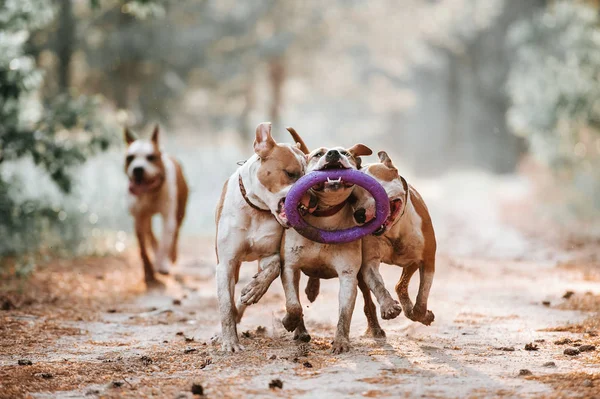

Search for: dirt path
xmin=1 ymin=174 xmax=599 ymax=398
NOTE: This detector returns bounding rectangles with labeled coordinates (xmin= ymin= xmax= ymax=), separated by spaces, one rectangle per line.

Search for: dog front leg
xmin=281 ymin=265 xmax=303 ymax=333
xmin=135 ymin=218 xmax=156 ymax=284
xmin=332 ymin=273 xmax=358 ymax=354
xmin=143 ymin=217 xmax=158 ymax=255
xmin=216 ymin=258 xmax=244 ymax=352
xmin=361 ymin=260 xmax=402 ymax=320
xmin=156 ymin=214 xmax=177 ymax=275
xmin=240 ymin=253 xmax=281 ymax=306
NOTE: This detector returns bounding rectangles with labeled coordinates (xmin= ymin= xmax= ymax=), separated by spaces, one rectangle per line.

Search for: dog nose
xmin=354 ymin=208 xmax=366 ymax=224
xmin=325 ymin=149 xmax=341 ymax=162
xmin=133 ymin=167 xmax=144 ymax=180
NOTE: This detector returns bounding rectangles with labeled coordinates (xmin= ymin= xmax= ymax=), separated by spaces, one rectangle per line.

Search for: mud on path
xmin=1 ymin=174 xmax=599 ymax=398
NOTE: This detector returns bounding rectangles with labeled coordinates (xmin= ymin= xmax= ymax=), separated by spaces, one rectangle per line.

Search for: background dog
xmin=215 ymin=122 xmax=311 ymax=353
xmin=124 ymin=125 xmax=188 ymax=285
xmin=353 ymin=151 xmax=436 ymax=337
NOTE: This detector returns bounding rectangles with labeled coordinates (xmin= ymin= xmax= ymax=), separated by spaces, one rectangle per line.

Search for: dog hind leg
xmin=412 ymin=259 xmax=435 ymax=325
xmin=358 ymin=273 xmax=385 ymax=338
xmin=305 ymin=277 xmax=320 ymax=303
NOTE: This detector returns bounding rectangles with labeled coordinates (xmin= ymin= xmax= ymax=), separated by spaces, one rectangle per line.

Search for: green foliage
xmin=507 ymin=1 xmax=600 ymax=217
xmin=0 ymin=0 xmax=113 ymax=258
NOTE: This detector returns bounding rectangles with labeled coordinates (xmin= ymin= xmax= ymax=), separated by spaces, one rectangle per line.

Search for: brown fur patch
xmin=367 ymin=164 xmax=399 ymax=182
xmin=170 ymin=156 xmax=188 ymax=263
xmin=409 ymin=186 xmax=436 ymax=263
xmin=169 ymin=157 xmax=188 ymax=223
xmin=257 ymin=145 xmax=304 ymax=193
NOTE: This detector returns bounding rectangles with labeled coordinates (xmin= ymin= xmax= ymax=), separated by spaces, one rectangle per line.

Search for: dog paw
xmin=156 ymin=260 xmax=172 ymax=275
xmin=221 ymin=339 xmax=244 ymax=353
xmin=282 ymin=312 xmax=302 ymax=332
xmin=408 ymin=305 xmax=435 ymax=326
xmin=380 ymin=299 xmax=402 ymax=320
xmin=364 ymin=327 xmax=386 ymax=339
xmin=419 ymin=310 xmax=435 ymax=326
xmin=331 ymin=338 xmax=351 ymax=354
xmin=240 ymin=279 xmax=269 ymax=305
xmin=293 ymin=329 xmax=312 ymax=343
xmin=144 ymin=278 xmax=165 ymax=291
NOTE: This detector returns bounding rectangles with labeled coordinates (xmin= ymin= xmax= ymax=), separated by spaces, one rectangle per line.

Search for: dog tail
xmin=305 ymin=277 xmax=320 ymax=303
xmin=286 ymin=127 xmax=310 ymax=155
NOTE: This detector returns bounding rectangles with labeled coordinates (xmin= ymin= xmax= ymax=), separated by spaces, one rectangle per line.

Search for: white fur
xmin=126 ymin=141 xmax=160 ymax=180
xmin=216 ymin=145 xmax=306 ymax=353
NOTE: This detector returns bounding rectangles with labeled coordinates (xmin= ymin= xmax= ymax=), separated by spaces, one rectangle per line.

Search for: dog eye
xmin=126 ymin=155 xmax=134 ymax=163
xmin=341 ymin=151 xmax=350 ymax=156
xmin=314 ymin=151 xmax=324 ymax=158
xmin=285 ymin=170 xmax=300 ymax=180
xmin=147 ymin=155 xmax=157 ymax=162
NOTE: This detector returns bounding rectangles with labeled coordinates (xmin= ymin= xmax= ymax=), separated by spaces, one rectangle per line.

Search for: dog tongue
xmin=129 ymin=181 xmax=145 ymax=195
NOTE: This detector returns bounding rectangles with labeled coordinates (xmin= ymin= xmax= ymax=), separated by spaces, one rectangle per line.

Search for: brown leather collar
xmin=311 ymin=200 xmax=347 ymax=217
xmin=238 ymin=174 xmax=270 ymax=213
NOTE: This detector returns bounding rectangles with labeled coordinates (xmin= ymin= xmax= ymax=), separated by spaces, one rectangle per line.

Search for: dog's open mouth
xmin=312 ymin=163 xmax=353 ymax=192
xmin=129 ymin=176 xmax=162 ymax=195
xmin=321 ymin=161 xmax=347 ymax=170
xmin=373 ymin=198 xmax=403 ymax=236
xmin=277 ymin=198 xmax=289 ymax=225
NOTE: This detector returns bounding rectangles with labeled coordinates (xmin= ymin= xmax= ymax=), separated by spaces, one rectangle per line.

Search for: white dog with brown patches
xmin=215 ymin=122 xmax=313 ymax=353
xmin=279 ymin=140 xmax=402 ymax=354
xmin=354 ymin=151 xmax=436 ymax=337
xmin=124 ymin=125 xmax=188 ymax=285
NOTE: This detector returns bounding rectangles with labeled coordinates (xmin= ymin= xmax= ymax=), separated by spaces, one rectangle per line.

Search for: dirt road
xmin=1 ymin=173 xmax=599 ymax=398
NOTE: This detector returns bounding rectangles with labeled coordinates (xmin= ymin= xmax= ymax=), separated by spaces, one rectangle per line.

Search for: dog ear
xmin=378 ymin=151 xmax=396 ymax=170
xmin=151 ymin=124 xmax=160 ymax=146
xmin=286 ymin=127 xmax=310 ymax=154
xmin=254 ymin=122 xmax=275 ymax=158
xmin=124 ymin=127 xmax=136 ymax=145
xmin=348 ymin=144 xmax=373 ymax=158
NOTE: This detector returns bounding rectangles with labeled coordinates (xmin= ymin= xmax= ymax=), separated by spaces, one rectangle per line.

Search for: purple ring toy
xmin=284 ymin=169 xmax=390 ymax=244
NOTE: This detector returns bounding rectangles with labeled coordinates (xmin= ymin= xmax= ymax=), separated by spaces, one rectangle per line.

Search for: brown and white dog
xmin=280 ymin=140 xmax=401 ymax=353
xmin=215 ymin=122 xmax=313 ymax=353
xmin=124 ymin=125 xmax=188 ymax=284
xmin=354 ymin=151 xmax=436 ymax=337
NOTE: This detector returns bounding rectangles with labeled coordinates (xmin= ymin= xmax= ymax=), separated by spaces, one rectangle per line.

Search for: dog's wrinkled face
xmin=253 ymin=123 xmax=308 ymax=227
xmin=307 ymin=144 xmax=372 ymax=208
xmin=354 ymin=151 xmax=407 ymax=234
xmin=124 ymin=126 xmax=165 ymax=195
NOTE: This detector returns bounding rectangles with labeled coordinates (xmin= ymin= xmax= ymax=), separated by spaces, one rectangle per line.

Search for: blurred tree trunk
xmin=446 ymin=51 xmax=461 ymax=163
xmin=239 ymin=81 xmax=255 ymax=144
xmin=57 ymin=0 xmax=75 ymax=92
xmin=112 ymin=12 xmax=135 ymax=110
xmin=269 ymin=57 xmax=285 ymax=131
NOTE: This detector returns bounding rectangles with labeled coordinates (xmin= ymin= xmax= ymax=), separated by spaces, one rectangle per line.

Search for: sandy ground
xmin=1 ymin=173 xmax=599 ymax=398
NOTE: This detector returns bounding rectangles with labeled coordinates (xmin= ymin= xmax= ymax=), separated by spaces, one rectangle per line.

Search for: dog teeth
xmin=326 ymin=177 xmax=342 ymax=184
